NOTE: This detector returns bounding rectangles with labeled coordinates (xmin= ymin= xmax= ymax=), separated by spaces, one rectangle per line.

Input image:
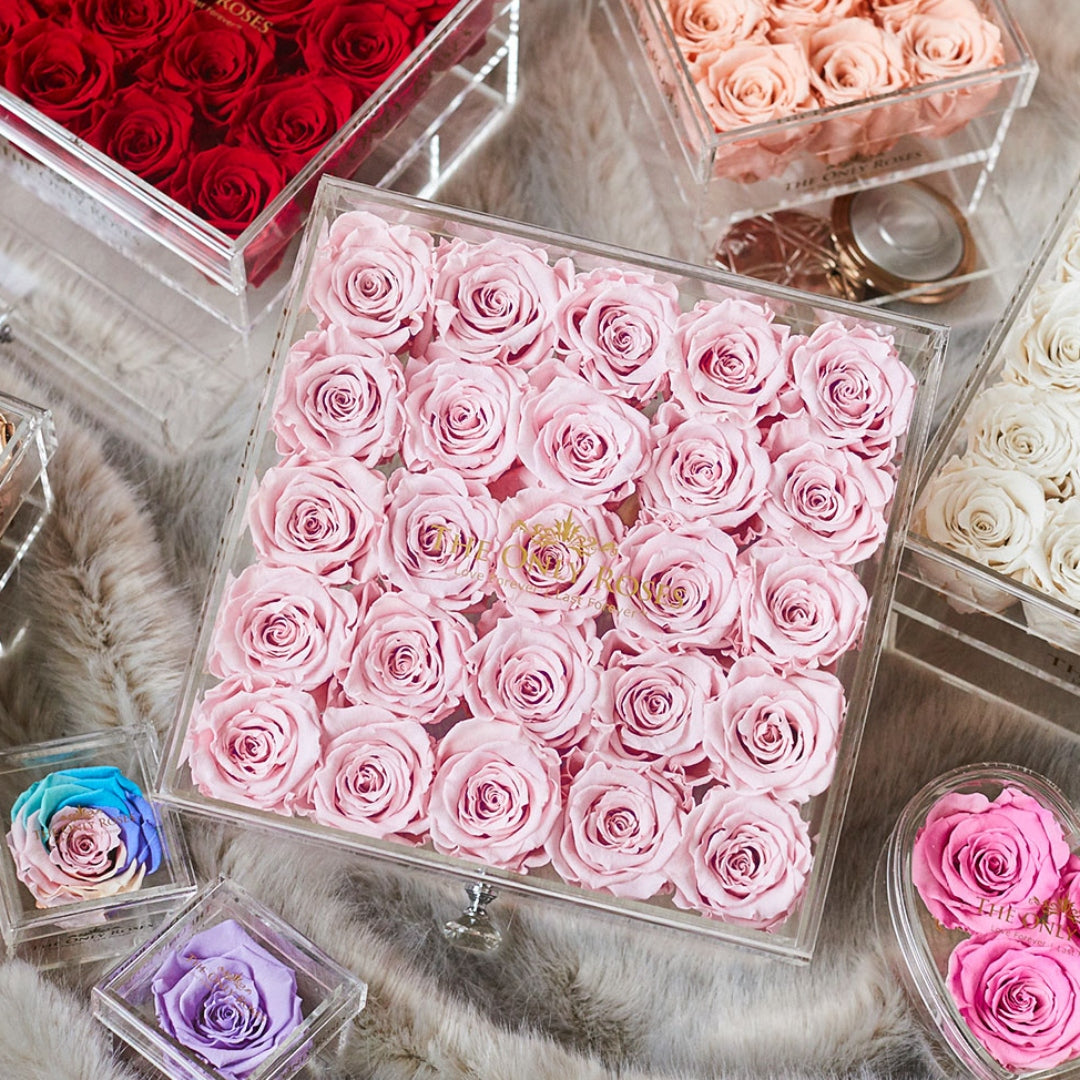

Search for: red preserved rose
xmin=228 ymin=74 xmax=356 ymax=175
xmin=301 ymin=1 xmax=424 ymax=96
xmin=85 ymin=85 xmax=194 ymax=186
xmin=178 ymin=144 xmax=289 ymax=237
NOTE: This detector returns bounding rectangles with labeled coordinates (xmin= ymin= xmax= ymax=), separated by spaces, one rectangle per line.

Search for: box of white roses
xmin=0 ymin=727 xmax=197 ymax=967
xmin=0 ymin=0 xmax=517 ymax=335
xmin=93 ymin=877 xmax=366 ymax=1080
xmin=896 ymin=175 xmax=1080 ymax=714
xmin=593 ymin=0 xmax=1037 ymax=249
xmin=157 ymin=177 xmax=947 ymax=962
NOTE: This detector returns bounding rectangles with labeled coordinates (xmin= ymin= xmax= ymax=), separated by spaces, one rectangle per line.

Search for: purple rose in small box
xmin=152 ymin=918 xmax=304 ymax=1080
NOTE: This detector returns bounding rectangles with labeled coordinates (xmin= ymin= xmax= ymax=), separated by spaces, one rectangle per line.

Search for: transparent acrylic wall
xmin=159 ymin=177 xmax=947 ymax=961
xmin=593 ymin=0 xmax=1037 ymax=244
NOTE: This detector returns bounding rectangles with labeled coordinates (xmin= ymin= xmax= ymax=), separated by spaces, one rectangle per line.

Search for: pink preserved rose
xmin=420 ymin=235 xmax=572 ymax=369
xmin=427 ymin=718 xmax=562 ymax=872
xmin=309 ymin=706 xmax=435 ymax=841
xmin=208 ymin=564 xmax=357 ymax=690
xmin=736 ymin=540 xmax=868 ymax=670
xmin=187 ymin=674 xmax=322 ymax=815
xmin=555 ymin=265 xmax=679 ymax=404
xmin=671 ymin=787 xmax=813 ymax=928
xmin=547 ymin=757 xmax=686 ymax=899
xmin=305 ymin=210 xmax=433 ymax=353
xmin=271 ymin=326 xmax=405 ymax=464
xmin=704 ymin=656 xmax=844 ymax=802
xmin=247 ymin=454 xmax=387 ymax=585
xmin=519 ymin=361 xmax=651 ymax=505
xmin=339 ymin=590 xmax=475 ymax=723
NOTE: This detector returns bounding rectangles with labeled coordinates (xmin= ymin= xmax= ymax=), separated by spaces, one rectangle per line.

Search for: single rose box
xmin=895 ymin=173 xmax=1080 ymax=726
xmin=590 ymin=0 xmax=1037 ymax=259
xmin=0 ymin=727 xmax=196 ymax=967
xmin=876 ymin=764 xmax=1080 ymax=1079
xmin=156 ymin=177 xmax=947 ymax=962
xmin=0 ymin=389 xmax=55 ymax=648
xmin=92 ymin=877 xmax=367 ymax=1080
xmin=0 ymin=0 xmax=517 ymax=454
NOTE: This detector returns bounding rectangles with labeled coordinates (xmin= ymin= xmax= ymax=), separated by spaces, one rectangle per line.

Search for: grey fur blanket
xmin=2 ymin=0 xmax=1080 ymax=1076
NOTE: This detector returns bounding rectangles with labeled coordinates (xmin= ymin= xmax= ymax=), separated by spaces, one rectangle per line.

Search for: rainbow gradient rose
xmin=6 ymin=766 xmax=162 ymax=908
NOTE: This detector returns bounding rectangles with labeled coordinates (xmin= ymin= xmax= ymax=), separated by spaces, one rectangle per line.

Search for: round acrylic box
xmin=877 ymin=763 xmax=1080 ymax=1079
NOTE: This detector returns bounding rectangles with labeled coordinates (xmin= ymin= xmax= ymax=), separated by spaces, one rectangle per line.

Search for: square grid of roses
xmin=641 ymin=0 xmax=1018 ymax=183
xmin=912 ymin=189 xmax=1080 ymax=640
xmin=180 ymin=200 xmax=922 ymax=935
xmin=0 ymin=0 xmax=481 ymax=239
xmin=906 ymin=771 xmax=1080 ymax=1078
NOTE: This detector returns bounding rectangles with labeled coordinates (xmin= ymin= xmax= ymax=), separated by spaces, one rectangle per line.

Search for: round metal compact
xmin=830 ymin=181 xmax=976 ymax=304
xmin=713 ymin=209 xmax=860 ymax=300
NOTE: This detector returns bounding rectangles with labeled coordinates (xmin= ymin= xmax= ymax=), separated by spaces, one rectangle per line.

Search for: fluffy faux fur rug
xmin=2 ymin=0 xmax=1080 ymax=1077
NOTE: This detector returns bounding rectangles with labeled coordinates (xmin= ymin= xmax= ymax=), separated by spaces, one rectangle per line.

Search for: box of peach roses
xmin=593 ymin=0 xmax=1037 ymax=243
xmin=157 ymin=176 xmax=948 ymax=962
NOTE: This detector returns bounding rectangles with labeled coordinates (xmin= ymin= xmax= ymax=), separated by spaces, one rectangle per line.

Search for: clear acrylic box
xmin=157 ymin=177 xmax=947 ymax=962
xmin=592 ymin=0 xmax=1037 ymax=253
xmin=901 ymin=174 xmax=1080 ymax=694
xmin=0 ymin=0 xmax=514 ymax=333
xmin=93 ymin=877 xmax=366 ymax=1080
xmin=0 ymin=389 xmax=55 ymax=595
xmin=0 ymin=2 xmax=517 ymax=455
xmin=877 ymin=763 xmax=1080 ymax=1079
xmin=0 ymin=727 xmax=196 ymax=967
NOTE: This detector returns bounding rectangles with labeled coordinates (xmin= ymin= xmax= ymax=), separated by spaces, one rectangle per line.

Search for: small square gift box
xmin=0 ymin=726 xmax=196 ymax=966
xmin=92 ymin=877 xmax=367 ymax=1080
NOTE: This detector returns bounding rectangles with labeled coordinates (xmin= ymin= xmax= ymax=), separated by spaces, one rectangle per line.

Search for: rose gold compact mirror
xmin=831 ymin=181 xmax=976 ymax=304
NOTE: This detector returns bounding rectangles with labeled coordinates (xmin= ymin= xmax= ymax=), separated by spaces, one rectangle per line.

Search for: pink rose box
xmin=158 ymin=177 xmax=946 ymax=961
xmin=878 ymin=764 xmax=1080 ymax=1079
xmin=592 ymin=0 xmax=1037 ymax=249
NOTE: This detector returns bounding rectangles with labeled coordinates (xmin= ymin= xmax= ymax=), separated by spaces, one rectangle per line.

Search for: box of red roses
xmin=0 ymin=0 xmax=516 ymax=334
xmin=593 ymin=0 xmax=1036 ymax=249
xmin=894 ymin=174 xmax=1080 ymax=723
xmin=157 ymin=177 xmax=947 ymax=961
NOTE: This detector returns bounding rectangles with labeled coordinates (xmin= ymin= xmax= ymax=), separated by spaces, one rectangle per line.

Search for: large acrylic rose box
xmin=593 ymin=0 xmax=1037 ymax=247
xmin=0 ymin=0 xmax=516 ymax=333
xmin=93 ymin=877 xmax=367 ymax=1080
xmin=158 ymin=177 xmax=947 ymax=961
xmin=895 ymin=174 xmax=1080 ymax=719
xmin=0 ymin=727 xmax=196 ymax=966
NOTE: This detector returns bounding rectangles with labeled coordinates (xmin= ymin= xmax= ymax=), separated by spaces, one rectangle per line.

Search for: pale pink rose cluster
xmin=912 ymin=783 xmax=1080 ymax=1072
xmin=188 ymin=210 xmax=918 ymax=932
xmin=915 ymin=213 xmax=1080 ymax=629
xmin=664 ymin=0 xmax=1005 ymax=179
